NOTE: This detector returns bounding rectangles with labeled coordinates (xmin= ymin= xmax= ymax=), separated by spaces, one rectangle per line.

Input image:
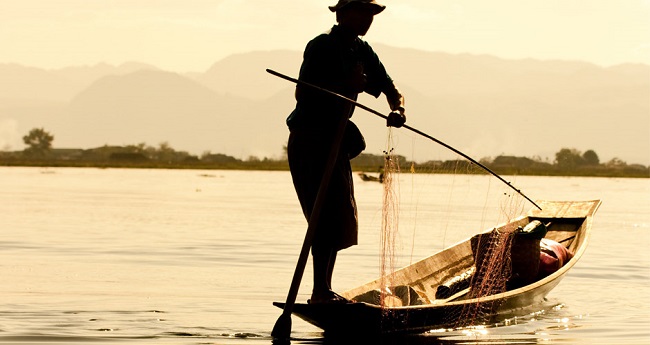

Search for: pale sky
xmin=1 ymin=0 xmax=649 ymax=72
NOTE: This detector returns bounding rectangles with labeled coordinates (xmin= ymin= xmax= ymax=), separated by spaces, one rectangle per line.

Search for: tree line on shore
xmin=2 ymin=128 xmax=648 ymax=178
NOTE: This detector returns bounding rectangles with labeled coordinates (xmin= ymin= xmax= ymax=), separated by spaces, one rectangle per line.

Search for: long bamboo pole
xmin=266 ymin=68 xmax=542 ymax=210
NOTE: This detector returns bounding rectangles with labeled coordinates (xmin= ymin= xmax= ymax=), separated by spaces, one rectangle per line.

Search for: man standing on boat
xmin=286 ymin=0 xmax=406 ymax=304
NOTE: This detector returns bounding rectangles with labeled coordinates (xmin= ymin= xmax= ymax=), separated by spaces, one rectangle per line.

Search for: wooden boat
xmin=274 ymin=200 xmax=601 ymax=335
xmin=358 ymin=172 xmax=383 ymax=183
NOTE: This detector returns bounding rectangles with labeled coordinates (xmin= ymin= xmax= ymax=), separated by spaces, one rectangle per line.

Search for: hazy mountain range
xmin=1 ymin=45 xmax=648 ymax=165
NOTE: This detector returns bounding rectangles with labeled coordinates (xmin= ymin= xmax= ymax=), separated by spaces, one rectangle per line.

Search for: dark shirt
xmin=286 ymin=25 xmax=394 ymax=131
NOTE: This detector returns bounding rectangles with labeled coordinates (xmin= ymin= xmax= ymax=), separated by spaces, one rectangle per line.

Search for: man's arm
xmin=384 ymin=82 xmax=406 ymax=127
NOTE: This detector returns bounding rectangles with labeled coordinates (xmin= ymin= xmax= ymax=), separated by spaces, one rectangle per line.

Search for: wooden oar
xmin=266 ymin=68 xmax=542 ymax=211
xmin=271 ymin=103 xmax=351 ymax=340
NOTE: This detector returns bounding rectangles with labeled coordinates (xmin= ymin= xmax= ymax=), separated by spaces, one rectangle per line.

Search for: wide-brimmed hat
xmin=329 ymin=0 xmax=386 ymax=14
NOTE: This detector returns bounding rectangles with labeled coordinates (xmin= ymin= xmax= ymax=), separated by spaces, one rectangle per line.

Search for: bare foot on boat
xmin=308 ymin=290 xmax=350 ymax=304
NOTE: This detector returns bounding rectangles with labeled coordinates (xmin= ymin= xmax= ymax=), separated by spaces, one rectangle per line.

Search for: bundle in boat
xmin=469 ymin=220 xmax=548 ymax=296
xmin=509 ymin=220 xmax=549 ymax=288
xmin=435 ymin=266 xmax=475 ymax=299
xmin=539 ymin=238 xmax=574 ymax=277
xmin=353 ymin=285 xmax=428 ymax=307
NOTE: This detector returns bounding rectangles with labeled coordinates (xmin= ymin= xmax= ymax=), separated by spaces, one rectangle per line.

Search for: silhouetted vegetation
xmin=22 ymin=128 xmax=54 ymax=157
xmin=0 ymin=128 xmax=647 ymax=178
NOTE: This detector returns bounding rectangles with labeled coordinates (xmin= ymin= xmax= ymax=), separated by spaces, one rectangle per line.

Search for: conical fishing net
xmin=371 ymin=128 xmax=531 ymax=330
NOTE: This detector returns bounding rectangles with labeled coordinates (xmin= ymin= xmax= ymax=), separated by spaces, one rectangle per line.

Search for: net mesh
xmin=374 ymin=129 xmax=528 ymax=328
xmin=379 ymin=132 xmax=401 ymax=308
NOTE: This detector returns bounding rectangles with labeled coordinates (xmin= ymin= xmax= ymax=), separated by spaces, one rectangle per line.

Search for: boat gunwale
xmin=340 ymin=200 xmax=601 ymax=311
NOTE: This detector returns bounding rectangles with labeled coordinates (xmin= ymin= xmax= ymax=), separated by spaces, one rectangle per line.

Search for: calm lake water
xmin=1 ymin=167 xmax=648 ymax=344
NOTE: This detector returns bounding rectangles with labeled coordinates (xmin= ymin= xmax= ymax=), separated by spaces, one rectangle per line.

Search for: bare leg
xmin=312 ymin=249 xmax=331 ymax=300
xmin=311 ymin=248 xmax=345 ymax=303
xmin=326 ymin=250 xmax=337 ymax=289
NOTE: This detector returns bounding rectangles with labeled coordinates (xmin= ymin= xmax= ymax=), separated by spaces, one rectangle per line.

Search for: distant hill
xmin=1 ymin=47 xmax=648 ymax=165
xmin=0 ymin=62 xmax=158 ymax=103
xmin=60 ymin=70 xmax=256 ymax=156
xmin=196 ymin=50 xmax=302 ymax=101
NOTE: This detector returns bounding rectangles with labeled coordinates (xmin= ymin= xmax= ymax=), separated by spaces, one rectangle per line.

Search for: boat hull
xmin=274 ymin=272 xmax=564 ymax=334
xmin=274 ymin=200 xmax=601 ymax=334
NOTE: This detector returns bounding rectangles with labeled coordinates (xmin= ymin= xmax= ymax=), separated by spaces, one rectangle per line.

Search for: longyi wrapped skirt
xmin=287 ymin=129 xmax=358 ymax=255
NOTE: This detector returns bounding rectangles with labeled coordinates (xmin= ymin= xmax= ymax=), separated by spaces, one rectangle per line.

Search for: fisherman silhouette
xmin=285 ymin=0 xmax=406 ymax=304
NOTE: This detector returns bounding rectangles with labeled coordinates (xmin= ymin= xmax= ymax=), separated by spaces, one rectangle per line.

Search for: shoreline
xmin=1 ymin=160 xmax=647 ymax=178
